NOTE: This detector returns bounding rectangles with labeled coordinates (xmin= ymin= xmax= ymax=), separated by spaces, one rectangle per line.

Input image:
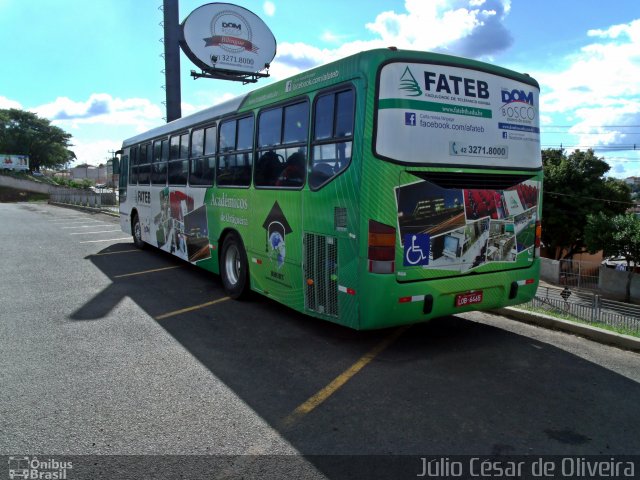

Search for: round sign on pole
xmin=180 ymin=2 xmax=277 ymax=76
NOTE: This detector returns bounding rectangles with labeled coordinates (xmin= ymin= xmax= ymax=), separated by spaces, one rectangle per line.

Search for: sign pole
xmin=163 ymin=0 xmax=181 ymax=122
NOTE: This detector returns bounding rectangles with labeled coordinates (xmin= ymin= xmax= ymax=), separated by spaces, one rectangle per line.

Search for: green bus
xmin=118 ymin=48 xmax=542 ymax=330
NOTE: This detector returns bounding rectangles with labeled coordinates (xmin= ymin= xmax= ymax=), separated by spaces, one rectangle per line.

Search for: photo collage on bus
xmin=145 ymin=187 xmax=211 ymax=264
xmin=395 ymin=178 xmax=539 ymax=272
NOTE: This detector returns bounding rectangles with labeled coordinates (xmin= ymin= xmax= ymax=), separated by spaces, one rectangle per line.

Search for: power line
xmin=543 ymin=131 xmax=640 ymax=135
xmin=544 ymin=125 xmax=640 ymax=128
xmin=601 ymin=156 xmax=640 ymax=161
xmin=541 ymin=144 xmax=638 ymax=150
xmin=546 ymin=191 xmax=639 ymax=206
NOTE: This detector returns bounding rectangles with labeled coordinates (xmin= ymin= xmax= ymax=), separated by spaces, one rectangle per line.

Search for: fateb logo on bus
xmin=501 ymin=88 xmax=536 ymax=121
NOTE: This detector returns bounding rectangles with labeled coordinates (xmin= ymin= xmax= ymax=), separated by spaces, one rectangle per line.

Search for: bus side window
xmin=119 ymin=153 xmax=129 ymax=200
xmin=138 ymin=143 xmax=151 ymax=185
xmin=255 ymin=106 xmax=283 ymax=187
xmin=151 ymin=138 xmax=168 ymax=185
xmin=255 ymin=100 xmax=308 ymax=188
xmin=204 ymin=125 xmax=217 ymax=184
xmin=168 ymin=133 xmax=188 ymax=185
xmin=310 ymin=88 xmax=354 ymax=190
xmin=190 ymin=125 xmax=216 ymax=186
xmin=129 ymin=146 xmax=138 ymax=185
xmin=217 ymin=117 xmax=253 ymax=187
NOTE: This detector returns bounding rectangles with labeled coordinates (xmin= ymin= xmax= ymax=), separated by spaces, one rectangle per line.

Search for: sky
xmin=1 ymin=0 xmax=639 ymax=178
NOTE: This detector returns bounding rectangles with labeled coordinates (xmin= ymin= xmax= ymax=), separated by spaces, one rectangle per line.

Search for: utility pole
xmin=163 ymin=0 xmax=181 ymax=122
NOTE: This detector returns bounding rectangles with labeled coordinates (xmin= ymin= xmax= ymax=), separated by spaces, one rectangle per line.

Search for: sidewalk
xmin=49 ymin=200 xmax=119 ymax=217
xmin=495 ymin=306 xmax=640 ymax=353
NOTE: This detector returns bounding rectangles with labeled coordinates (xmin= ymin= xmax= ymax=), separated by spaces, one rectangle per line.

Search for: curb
xmin=495 ymin=307 xmax=640 ymax=353
xmin=49 ymin=201 xmax=119 ymax=218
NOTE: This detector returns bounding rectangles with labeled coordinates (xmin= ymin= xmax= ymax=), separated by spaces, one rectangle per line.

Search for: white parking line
xmin=61 ymin=224 xmax=113 ymax=229
xmin=79 ymin=238 xmax=132 ymax=243
xmin=49 ymin=219 xmax=103 ymax=224
xmin=70 ymin=230 xmax=122 ymax=235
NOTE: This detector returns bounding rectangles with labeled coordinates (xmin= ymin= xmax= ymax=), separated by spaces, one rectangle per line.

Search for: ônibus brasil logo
xmin=399 ymin=67 xmax=422 ymax=97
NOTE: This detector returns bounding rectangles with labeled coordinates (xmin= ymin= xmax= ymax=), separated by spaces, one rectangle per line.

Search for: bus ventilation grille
xmin=334 ymin=207 xmax=347 ymax=231
xmin=304 ymin=233 xmax=339 ymax=317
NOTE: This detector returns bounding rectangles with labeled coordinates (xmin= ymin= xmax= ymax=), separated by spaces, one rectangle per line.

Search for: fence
xmin=525 ymin=284 xmax=640 ymax=335
xmin=557 ymin=259 xmax=600 ymax=289
xmin=49 ymin=187 xmax=118 ymax=212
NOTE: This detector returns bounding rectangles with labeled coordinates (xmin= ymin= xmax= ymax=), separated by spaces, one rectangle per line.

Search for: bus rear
xmin=359 ymin=52 xmax=541 ymax=329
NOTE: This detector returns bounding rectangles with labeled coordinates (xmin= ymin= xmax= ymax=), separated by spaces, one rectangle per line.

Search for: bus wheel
xmin=132 ymin=213 xmax=145 ymax=249
xmin=221 ymin=232 xmax=249 ymax=299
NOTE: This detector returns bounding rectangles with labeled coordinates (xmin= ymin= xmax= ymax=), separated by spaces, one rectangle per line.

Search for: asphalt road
xmin=1 ymin=202 xmax=640 ymax=479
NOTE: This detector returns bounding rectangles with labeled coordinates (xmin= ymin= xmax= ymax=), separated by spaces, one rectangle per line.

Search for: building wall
xmin=70 ymin=165 xmax=107 ymax=183
xmin=600 ymin=267 xmax=640 ymax=302
xmin=540 ymin=257 xmax=640 ymax=303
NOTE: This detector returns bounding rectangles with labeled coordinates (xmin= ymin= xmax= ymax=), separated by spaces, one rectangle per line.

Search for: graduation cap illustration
xmin=262 ymin=201 xmax=293 ymax=268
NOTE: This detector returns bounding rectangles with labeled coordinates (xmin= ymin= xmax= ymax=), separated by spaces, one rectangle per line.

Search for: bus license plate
xmin=455 ymin=291 xmax=483 ymax=307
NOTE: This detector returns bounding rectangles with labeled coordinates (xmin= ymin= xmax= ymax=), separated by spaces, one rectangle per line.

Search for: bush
xmin=53 ymin=177 xmax=94 ymax=189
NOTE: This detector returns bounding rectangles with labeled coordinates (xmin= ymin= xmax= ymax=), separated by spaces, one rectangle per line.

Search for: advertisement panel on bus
xmin=375 ymin=62 xmax=541 ymax=169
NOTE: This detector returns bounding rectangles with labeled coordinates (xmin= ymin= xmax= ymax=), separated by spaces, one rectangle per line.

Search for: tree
xmin=0 ymin=108 xmax=76 ymax=171
xmin=584 ymin=212 xmax=640 ymax=302
xmin=542 ymin=148 xmax=631 ymax=260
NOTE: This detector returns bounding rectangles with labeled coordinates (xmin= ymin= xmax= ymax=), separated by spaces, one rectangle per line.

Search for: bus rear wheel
xmin=221 ymin=232 xmax=249 ymax=299
xmin=132 ymin=213 xmax=145 ymax=249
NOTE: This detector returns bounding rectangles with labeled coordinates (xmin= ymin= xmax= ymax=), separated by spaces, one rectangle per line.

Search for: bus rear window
xmin=310 ymin=88 xmax=355 ymax=190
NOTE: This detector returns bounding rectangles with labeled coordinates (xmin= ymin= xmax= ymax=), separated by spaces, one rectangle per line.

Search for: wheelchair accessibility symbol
xmin=403 ymin=233 xmax=430 ymax=266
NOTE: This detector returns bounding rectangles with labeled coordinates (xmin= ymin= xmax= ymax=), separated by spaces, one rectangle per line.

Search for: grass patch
xmin=517 ymin=303 xmax=640 ymax=338
xmin=0 ymin=187 xmax=49 ymax=203
xmin=0 ymin=186 xmax=49 ymax=202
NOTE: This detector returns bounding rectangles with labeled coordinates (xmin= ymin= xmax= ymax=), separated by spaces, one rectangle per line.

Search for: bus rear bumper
xmin=357 ymin=262 xmax=540 ymax=330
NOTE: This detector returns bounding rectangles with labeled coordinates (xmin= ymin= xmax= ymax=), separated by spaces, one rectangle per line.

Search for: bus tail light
xmin=535 ymin=220 xmax=542 ymax=256
xmin=368 ymin=220 xmax=396 ymax=273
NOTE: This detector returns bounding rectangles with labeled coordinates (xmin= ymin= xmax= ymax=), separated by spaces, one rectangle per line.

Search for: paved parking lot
xmin=2 ymin=202 xmax=640 ymax=478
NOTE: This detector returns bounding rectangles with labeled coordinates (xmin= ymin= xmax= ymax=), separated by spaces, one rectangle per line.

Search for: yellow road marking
xmin=155 ymin=296 xmax=231 ymax=320
xmin=114 ymin=265 xmax=182 ymax=278
xmin=282 ymin=325 xmax=410 ymax=428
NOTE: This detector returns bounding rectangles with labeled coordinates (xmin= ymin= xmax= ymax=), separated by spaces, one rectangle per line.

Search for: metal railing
xmin=525 ymin=284 xmax=640 ymax=335
xmin=558 ymin=259 xmax=600 ymax=290
xmin=49 ymin=188 xmax=118 ymax=213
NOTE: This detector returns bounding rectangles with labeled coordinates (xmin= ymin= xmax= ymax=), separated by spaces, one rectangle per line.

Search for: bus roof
xmin=121 ymin=94 xmax=248 ymax=147
xmin=122 ymin=48 xmax=539 ymax=147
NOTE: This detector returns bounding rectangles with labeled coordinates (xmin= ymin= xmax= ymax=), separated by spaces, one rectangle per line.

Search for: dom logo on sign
xmin=501 ymin=88 xmax=535 ymax=121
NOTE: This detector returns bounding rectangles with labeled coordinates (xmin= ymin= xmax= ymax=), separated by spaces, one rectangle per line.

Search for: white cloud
xmin=0 ymin=96 xmax=22 ymax=109
xmin=187 ymin=91 xmax=237 ymax=113
xmin=272 ymin=0 xmax=512 ymax=77
xmin=537 ymin=18 xmax=640 ymax=152
xmin=70 ymin=138 xmax=122 ymax=166
xmin=27 ymin=94 xmax=164 ymax=166
xmin=588 ymin=19 xmax=640 ymax=41
xmin=0 ymin=91 xmax=248 ymax=166
xmin=263 ymin=1 xmax=276 ymax=17
xmin=30 ymin=92 xmax=246 ymax=166
xmin=321 ymin=30 xmax=351 ymax=44
xmin=33 ymin=94 xmax=164 ymax=131
xmin=365 ymin=1 xmax=481 ymax=48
